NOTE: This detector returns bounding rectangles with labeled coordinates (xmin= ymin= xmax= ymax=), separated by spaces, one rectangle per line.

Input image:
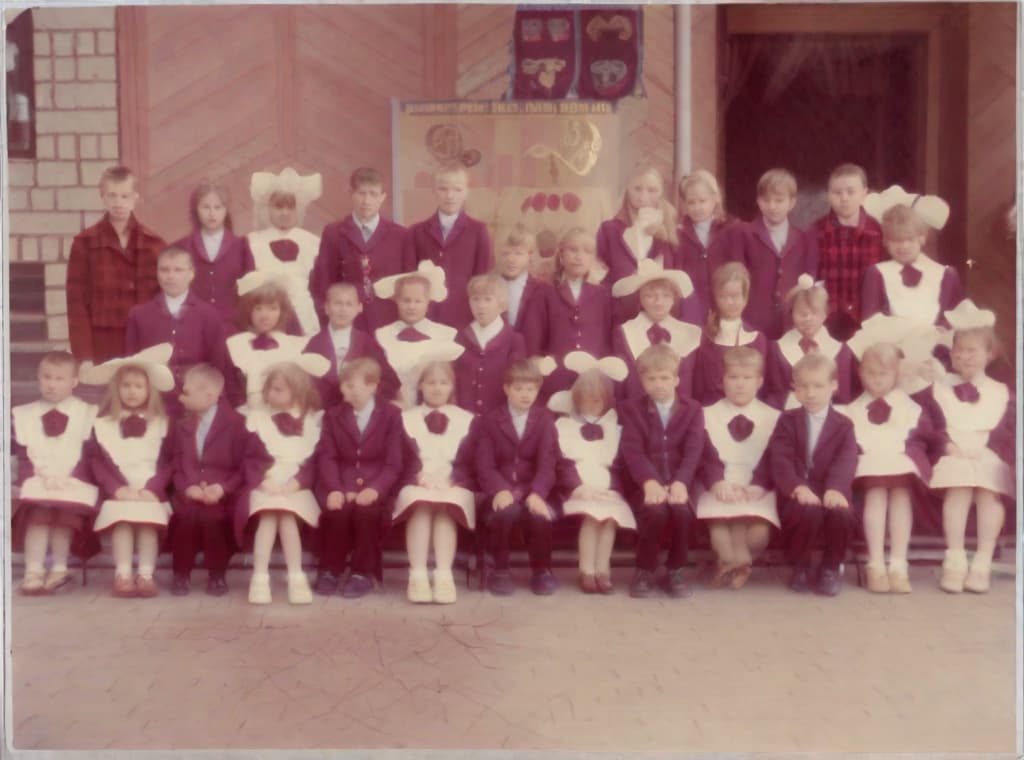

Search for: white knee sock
xmin=887 ymin=488 xmax=913 ymax=568
xmin=136 ymin=526 xmax=159 ymax=577
xmin=23 ymin=523 xmax=49 ymax=575
xmin=577 ymin=517 xmax=598 ymax=574
xmin=942 ymin=487 xmax=973 ymax=552
xmin=863 ymin=487 xmax=888 ymax=567
xmin=596 ymin=520 xmax=617 ymax=575
xmin=252 ymin=513 xmax=279 ymax=575
xmin=278 ymin=513 xmax=304 ymax=575
xmin=974 ymin=490 xmax=1005 ymax=567
xmin=432 ymin=511 xmax=457 ymax=575
xmin=50 ymin=524 xmax=73 ymax=572
xmin=111 ymin=523 xmax=134 ymax=577
xmin=405 ymin=506 xmax=432 ymax=577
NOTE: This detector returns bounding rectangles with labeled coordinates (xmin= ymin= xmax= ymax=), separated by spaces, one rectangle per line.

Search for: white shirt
xmin=438 ymin=210 xmax=459 ymax=240
xmin=655 ymin=399 xmax=674 ymax=428
xmin=509 ymin=403 xmax=529 ymax=439
xmin=355 ymin=398 xmax=375 ymax=435
xmin=195 ymin=404 xmax=218 ymax=457
xmin=504 ymin=272 xmax=529 ymax=326
xmin=765 ymin=218 xmax=789 ymax=254
xmin=329 ymin=324 xmax=353 ymax=368
xmin=567 ymin=277 xmax=584 ymax=302
xmin=201 ymin=229 xmax=224 ymax=261
xmin=694 ymin=219 xmax=712 ymax=248
xmin=355 ymin=214 xmax=380 ymax=241
xmin=717 ymin=317 xmax=743 ymax=346
xmin=805 ymin=407 xmax=829 ymax=468
xmin=164 ymin=291 xmax=188 ymax=317
xmin=471 ymin=318 xmax=503 ymax=350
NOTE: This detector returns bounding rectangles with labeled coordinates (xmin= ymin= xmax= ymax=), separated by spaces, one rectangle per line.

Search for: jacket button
xmin=356 ymin=477 xmax=364 ymax=486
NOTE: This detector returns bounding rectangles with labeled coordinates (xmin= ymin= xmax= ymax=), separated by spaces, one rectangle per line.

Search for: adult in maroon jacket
xmin=170 ymin=227 xmax=254 ymax=334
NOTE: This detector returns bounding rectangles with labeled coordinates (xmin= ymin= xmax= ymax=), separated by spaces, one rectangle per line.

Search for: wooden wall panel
xmin=455 ymin=5 xmax=514 ymax=99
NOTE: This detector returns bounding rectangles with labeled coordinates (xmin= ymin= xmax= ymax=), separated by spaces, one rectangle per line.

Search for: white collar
xmin=399 ymin=318 xmax=431 ymax=334
xmin=355 ymin=214 xmax=380 ymax=233
xmin=164 ymin=290 xmax=189 ymax=313
xmin=806 ymin=406 xmax=830 ymax=422
xmin=198 ymin=403 xmax=218 ymax=425
xmin=438 ymin=210 xmax=460 ymax=228
xmin=354 ymin=398 xmax=375 ymax=418
xmin=471 ymin=318 xmax=503 ymax=347
xmin=329 ymin=324 xmax=353 ymax=345
xmin=508 ymin=402 xmax=530 ymax=419
xmin=693 ymin=218 xmax=712 ymax=233
xmin=567 ymin=277 xmax=584 ymax=298
xmin=505 ymin=271 xmax=529 ymax=288
xmin=721 ymin=398 xmax=756 ymax=416
xmin=654 ymin=398 xmax=674 ymax=413
xmin=201 ymin=228 xmax=224 ymax=242
xmin=764 ymin=217 xmax=788 ymax=232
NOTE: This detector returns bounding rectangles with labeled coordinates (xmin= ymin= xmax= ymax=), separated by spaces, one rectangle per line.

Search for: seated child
xmin=315 ymin=358 xmax=405 ymax=599
xmin=474 ymin=359 xmax=559 ymax=597
xmin=13 ymin=351 xmax=99 ymax=594
xmin=549 ymin=352 xmax=634 ymax=595
xmin=611 ymin=258 xmax=701 ymax=400
xmin=619 ymin=344 xmax=705 ymax=599
xmin=495 ymin=223 xmax=548 ymax=339
xmin=697 ymin=347 xmax=781 ymax=590
xmin=769 ymin=353 xmax=858 ymax=597
xmin=454 ymin=273 xmax=527 ymax=416
xmin=169 ymin=364 xmax=250 ymax=597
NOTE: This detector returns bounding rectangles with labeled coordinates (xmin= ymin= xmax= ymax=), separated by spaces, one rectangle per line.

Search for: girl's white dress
xmin=227 ymin=330 xmax=310 ymax=410
xmin=838 ymin=389 xmax=928 ymax=480
xmin=556 ymin=410 xmax=636 ymax=528
xmin=92 ymin=414 xmax=172 ymax=531
xmin=245 ymin=408 xmax=323 ymax=527
xmin=247 ymin=226 xmax=321 ymax=336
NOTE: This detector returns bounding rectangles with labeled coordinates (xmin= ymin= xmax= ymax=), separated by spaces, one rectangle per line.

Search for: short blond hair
xmin=435 ymin=166 xmax=468 ymax=184
xmin=99 ymin=165 xmax=136 ymax=190
xmin=503 ymin=359 xmax=543 ymax=387
xmin=183 ymin=363 xmax=225 ymax=392
xmin=501 ymin=223 xmax=537 ymax=253
xmin=325 ymin=281 xmax=360 ymax=301
xmin=757 ymin=168 xmax=797 ymax=199
xmin=792 ymin=353 xmax=837 ymax=382
xmin=339 ymin=357 xmax=382 ymax=386
xmin=860 ymin=342 xmax=903 ymax=373
xmin=723 ymin=346 xmax=764 ymax=376
xmin=467 ymin=273 xmax=507 ymax=308
xmin=829 ymin=163 xmax=868 ymax=188
xmin=636 ymin=343 xmax=680 ymax=376
xmin=394 ymin=273 xmax=431 ymax=300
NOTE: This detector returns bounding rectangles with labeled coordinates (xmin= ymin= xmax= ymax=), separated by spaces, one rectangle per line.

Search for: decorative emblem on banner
xmin=578 ymin=9 xmax=640 ymax=100
xmin=523 ymin=118 xmax=602 ymax=178
xmin=425 ymin=123 xmax=482 ymax=167
xmin=513 ymin=9 xmax=576 ymax=99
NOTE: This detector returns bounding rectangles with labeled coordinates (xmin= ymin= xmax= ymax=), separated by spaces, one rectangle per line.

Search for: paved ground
xmin=8 ymin=563 xmax=1018 ymax=754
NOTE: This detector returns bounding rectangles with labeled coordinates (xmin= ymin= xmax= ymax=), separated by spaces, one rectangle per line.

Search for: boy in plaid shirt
xmin=812 ymin=164 xmax=883 ymax=341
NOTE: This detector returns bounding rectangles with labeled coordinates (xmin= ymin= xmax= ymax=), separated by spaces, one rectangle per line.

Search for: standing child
xmin=812 ymin=163 xmax=884 ymax=340
xmin=475 ymin=359 xmax=559 ymax=596
xmin=769 ymin=353 xmax=858 ymax=597
xmin=841 ymin=343 xmax=933 ymax=594
xmin=237 ymin=357 xmax=329 ymax=604
xmin=83 ymin=345 xmax=175 ymax=598
xmin=927 ymin=301 xmax=1014 ymax=593
xmin=549 ymin=352 xmax=634 ymax=594
xmin=676 ymin=169 xmax=734 ymax=326
xmin=454 ymin=273 xmax=527 ymax=416
xmin=619 ymin=344 xmax=705 ymax=599
xmin=170 ymin=182 xmax=254 ymax=334
xmin=13 ymin=352 xmax=99 ymax=594
xmin=314 ymin=358 xmax=405 ymax=598
xmin=697 ymin=348 xmax=781 ymax=590
xmin=170 ymin=364 xmax=250 ymax=597
xmin=692 ymin=262 xmax=769 ymax=406
xmin=611 ymin=259 xmax=701 ymax=401
xmin=311 ymin=167 xmax=413 ymax=332
xmin=66 ymin=165 xmax=166 ymax=363
xmin=406 ymin=166 xmax=492 ymax=329
xmin=723 ymin=168 xmax=820 ymax=339
xmin=247 ymin=167 xmax=323 ymax=336
xmin=395 ymin=357 xmax=478 ymax=604
xmin=495 ymin=224 xmax=549 ymax=339
xmin=766 ymin=275 xmax=856 ymax=409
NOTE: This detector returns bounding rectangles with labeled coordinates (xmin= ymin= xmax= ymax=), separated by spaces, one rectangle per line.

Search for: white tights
xmin=862 ymin=487 xmax=913 ymax=569
xmin=23 ymin=523 xmax=73 ymax=575
xmin=253 ymin=512 xmax=304 ymax=576
xmin=406 ymin=504 xmax=458 ymax=578
xmin=578 ymin=517 xmax=617 ymax=575
xmin=943 ymin=487 xmax=1004 ymax=566
xmin=708 ymin=518 xmax=771 ymax=566
xmin=111 ymin=523 xmax=159 ymax=578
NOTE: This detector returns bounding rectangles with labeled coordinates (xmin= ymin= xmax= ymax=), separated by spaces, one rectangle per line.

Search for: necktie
xmin=41 ymin=408 xmax=69 ymax=437
xmin=424 ymin=409 xmax=449 ymax=435
xmin=580 ymin=422 xmax=604 ymax=441
xmin=727 ymin=414 xmax=754 ymax=442
xmin=361 ymin=224 xmax=372 ymax=243
xmin=251 ymin=333 xmax=278 ymax=351
xmin=398 ymin=326 xmax=430 ymax=342
xmin=269 ymin=239 xmax=299 ymax=262
xmin=953 ymin=382 xmax=980 ymax=404
xmin=866 ymin=397 xmax=891 ymax=424
xmin=900 ymin=265 xmax=922 ymax=287
xmin=120 ymin=414 xmax=147 ymax=438
xmin=799 ymin=336 xmax=818 ymax=354
xmin=647 ymin=324 xmax=671 ymax=345
xmin=271 ymin=412 xmax=303 ymax=437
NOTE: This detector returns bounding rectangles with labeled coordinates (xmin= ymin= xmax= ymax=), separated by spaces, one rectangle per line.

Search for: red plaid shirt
xmin=813 ymin=209 xmax=883 ymax=330
xmin=66 ymin=214 xmax=165 ymax=362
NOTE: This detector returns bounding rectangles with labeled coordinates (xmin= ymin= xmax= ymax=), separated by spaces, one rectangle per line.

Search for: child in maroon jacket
xmin=169 ymin=365 xmax=249 ymax=597
xmin=314 ymin=358 xmax=405 ymax=599
xmin=406 ymin=166 xmax=492 ymax=329
xmin=496 ymin=224 xmax=550 ymax=340
xmin=475 ymin=359 xmax=560 ymax=597
xmin=619 ymin=344 xmax=705 ymax=600
xmin=676 ymin=169 xmax=735 ymax=327
xmin=769 ymin=353 xmax=858 ymax=597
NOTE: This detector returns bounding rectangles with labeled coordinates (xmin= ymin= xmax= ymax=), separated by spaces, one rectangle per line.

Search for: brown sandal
xmin=578 ymin=573 xmax=598 ymax=594
xmin=728 ymin=564 xmax=753 ymax=590
xmin=135 ymin=575 xmax=159 ymax=598
xmin=112 ymin=574 xmax=137 ymax=598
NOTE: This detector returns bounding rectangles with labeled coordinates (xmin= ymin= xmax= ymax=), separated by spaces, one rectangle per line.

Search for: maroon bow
xmin=41 ymin=408 xmax=69 ymax=437
xmin=900 ymin=265 xmax=922 ymax=288
xmin=798 ymin=336 xmax=818 ymax=354
xmin=251 ymin=333 xmax=279 ymax=351
xmin=397 ymin=326 xmax=430 ymax=342
xmin=269 ymin=239 xmax=300 ymax=262
xmin=272 ymin=412 xmax=303 ymax=437
xmin=727 ymin=414 xmax=754 ymax=442
xmin=647 ymin=324 xmax=671 ymax=345
xmin=424 ymin=410 xmax=449 ymax=435
xmin=120 ymin=414 xmax=147 ymax=438
xmin=953 ymin=382 xmax=980 ymax=404
xmin=580 ymin=422 xmax=604 ymax=441
xmin=866 ymin=397 xmax=891 ymax=425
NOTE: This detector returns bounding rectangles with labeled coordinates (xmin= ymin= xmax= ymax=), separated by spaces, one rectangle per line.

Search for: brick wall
xmin=7 ymin=7 xmax=119 ymax=344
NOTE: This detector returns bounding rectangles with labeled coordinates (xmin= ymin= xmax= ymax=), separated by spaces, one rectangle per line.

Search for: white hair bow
xmin=373 ymin=260 xmax=449 ymax=303
xmin=944 ymin=299 xmax=996 ymax=330
xmin=863 ymin=184 xmax=950 ymax=230
xmin=80 ymin=343 xmax=176 ymax=392
xmin=563 ymin=350 xmax=628 ymax=382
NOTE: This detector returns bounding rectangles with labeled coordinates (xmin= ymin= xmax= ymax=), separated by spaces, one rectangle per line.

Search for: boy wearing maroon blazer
xmin=125 ymin=247 xmax=233 ymax=416
xmin=314 ymin=358 xmax=405 ymax=598
xmin=619 ymin=344 xmax=705 ymax=599
xmin=475 ymin=359 xmax=559 ymax=596
xmin=66 ymin=165 xmax=166 ymax=364
xmin=304 ymin=282 xmax=399 ymax=410
xmin=406 ymin=167 xmax=493 ymax=329
xmin=454 ymin=274 xmax=527 ymax=416
xmin=495 ymin=224 xmax=548 ymax=340
xmin=769 ymin=353 xmax=858 ymax=596
xmin=310 ymin=167 xmax=413 ymax=332
xmin=169 ymin=365 xmax=248 ymax=596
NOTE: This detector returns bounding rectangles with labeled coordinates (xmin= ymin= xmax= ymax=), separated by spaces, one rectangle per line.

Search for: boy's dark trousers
xmin=486 ymin=502 xmax=553 ymax=571
xmin=634 ymin=500 xmax=694 ymax=572
xmin=319 ymin=502 xmax=388 ymax=576
xmin=781 ymin=499 xmax=858 ymax=570
xmin=171 ymin=498 xmax=231 ymax=577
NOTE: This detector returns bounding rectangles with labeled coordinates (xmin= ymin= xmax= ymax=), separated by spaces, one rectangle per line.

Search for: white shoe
xmin=939 ymin=550 xmax=968 ymax=594
xmin=287 ymin=572 xmax=313 ymax=604
xmin=432 ymin=570 xmax=457 ymax=605
xmin=407 ymin=572 xmax=432 ymax=603
xmin=964 ymin=558 xmax=991 ymax=593
xmin=248 ymin=572 xmax=272 ymax=604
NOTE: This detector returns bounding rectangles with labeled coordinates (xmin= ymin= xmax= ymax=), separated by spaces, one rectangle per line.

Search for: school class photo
xmin=4 ymin=2 xmax=1019 ymax=755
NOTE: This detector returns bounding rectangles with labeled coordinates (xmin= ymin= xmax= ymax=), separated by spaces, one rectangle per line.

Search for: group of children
xmin=12 ymin=159 xmax=1015 ymax=605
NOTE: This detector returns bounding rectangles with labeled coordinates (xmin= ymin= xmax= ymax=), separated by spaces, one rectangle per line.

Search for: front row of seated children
xmin=12 ymin=300 xmax=1014 ymax=604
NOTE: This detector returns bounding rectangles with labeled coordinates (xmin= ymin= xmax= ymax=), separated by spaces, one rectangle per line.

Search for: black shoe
xmin=341 ymin=573 xmax=373 ymax=599
xmin=630 ymin=569 xmax=655 ymax=598
xmin=530 ymin=569 xmax=558 ymax=596
xmin=789 ymin=567 xmax=811 ymax=593
xmin=663 ymin=567 xmax=693 ymax=599
xmin=816 ymin=567 xmax=842 ymax=597
xmin=487 ymin=569 xmax=515 ymax=596
xmin=313 ymin=570 xmax=339 ymax=596
xmin=206 ymin=575 xmax=228 ymax=597
xmin=171 ymin=575 xmax=190 ymax=596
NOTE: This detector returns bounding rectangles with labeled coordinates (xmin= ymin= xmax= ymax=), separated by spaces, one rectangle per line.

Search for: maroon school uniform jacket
xmin=474 ymin=405 xmax=558 ymax=502
xmin=310 ymin=216 xmax=412 ymax=332
xmin=596 ymin=217 xmax=681 ymax=324
xmin=86 ymin=421 xmax=174 ymax=501
xmin=678 ymin=217 xmax=735 ymax=327
xmin=517 ymin=278 xmax=557 ymax=356
xmin=66 ymin=214 xmax=166 ymax=363
xmin=407 ymin=211 xmax=492 ymax=329
xmin=860 ymin=258 xmax=964 ymax=327
xmin=171 ymin=400 xmax=248 ymax=516
xmin=765 ymin=330 xmax=857 ymax=410
xmin=619 ymin=396 xmax=704 ymax=493
xmin=768 ymin=406 xmax=858 ymax=502
xmin=315 ymin=401 xmax=404 ymax=499
xmin=505 ymin=276 xmax=548 ymax=338
xmin=691 ymin=326 xmax=769 ymax=406
xmin=303 ymin=326 xmax=399 ymax=409
xmin=171 ymin=229 xmax=254 ymax=333
xmin=454 ymin=323 xmax=527 ymax=416
xmin=722 ymin=218 xmax=820 ymax=339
